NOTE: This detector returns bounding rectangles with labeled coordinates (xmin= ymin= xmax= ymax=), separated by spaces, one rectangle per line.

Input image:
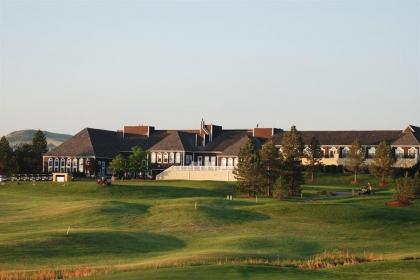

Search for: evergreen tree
xmin=128 ymin=146 xmax=148 ymax=178
xmin=233 ymin=138 xmax=261 ymax=197
xmin=394 ymin=174 xmax=416 ymax=203
xmin=110 ymin=154 xmax=126 ymax=178
xmin=260 ymin=140 xmax=281 ymax=196
xmin=280 ymin=125 xmax=304 ymax=197
xmin=32 ymin=130 xmax=48 ymax=173
xmin=304 ymin=136 xmax=323 ymax=182
xmin=368 ymin=141 xmax=395 ymax=186
xmin=0 ymin=136 xmax=13 ymax=175
xmin=15 ymin=144 xmax=34 ymax=174
xmin=347 ymin=138 xmax=364 ymax=183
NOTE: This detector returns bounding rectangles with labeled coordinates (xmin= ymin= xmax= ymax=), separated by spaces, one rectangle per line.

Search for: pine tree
xmin=260 ymin=140 xmax=281 ymax=197
xmin=233 ymin=138 xmax=261 ymax=197
xmin=110 ymin=154 xmax=126 ymax=178
xmin=280 ymin=126 xmax=304 ymax=197
xmin=368 ymin=141 xmax=395 ymax=186
xmin=347 ymin=138 xmax=364 ymax=183
xmin=128 ymin=146 xmax=148 ymax=178
xmin=32 ymin=130 xmax=48 ymax=173
xmin=305 ymin=136 xmax=323 ymax=182
xmin=0 ymin=136 xmax=13 ymax=175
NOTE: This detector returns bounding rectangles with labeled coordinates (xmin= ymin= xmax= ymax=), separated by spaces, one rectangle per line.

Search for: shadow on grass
xmin=105 ymin=184 xmax=228 ymax=199
xmin=0 ymin=231 xmax=185 ymax=260
xmin=198 ymin=202 xmax=270 ymax=223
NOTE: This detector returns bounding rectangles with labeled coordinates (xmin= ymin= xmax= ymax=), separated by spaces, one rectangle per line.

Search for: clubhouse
xmin=43 ymin=120 xmax=420 ymax=178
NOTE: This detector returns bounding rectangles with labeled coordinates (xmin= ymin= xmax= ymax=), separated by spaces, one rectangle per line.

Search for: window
xmin=211 ymin=156 xmax=216 ymax=166
xmin=395 ymin=147 xmax=404 ymax=159
xmin=151 ymin=152 xmax=156 ymax=163
xmin=303 ymin=147 xmax=310 ymax=156
xmin=163 ymin=152 xmax=169 ymax=164
xmin=79 ymin=158 xmax=84 ymax=173
xmin=228 ymin=158 xmax=234 ymax=167
xmin=54 ymin=158 xmax=59 ymax=172
xmin=175 ymin=152 xmax=181 ymax=164
xmin=408 ymin=148 xmax=417 ymax=159
xmin=48 ymin=158 xmax=53 ymax=172
xmin=341 ymin=147 xmax=350 ymax=158
xmin=186 ymin=154 xmax=192 ymax=165
xmin=368 ymin=147 xmax=376 ymax=158
xmin=157 ymin=153 xmax=162 ymax=163
xmin=72 ymin=159 xmax=78 ymax=172
xmin=66 ymin=158 xmax=72 ymax=172
xmin=321 ymin=148 xmax=326 ymax=158
xmin=197 ymin=156 xmax=203 ymax=166
xmin=204 ymin=156 xmax=210 ymax=166
xmin=329 ymin=147 xmax=337 ymax=158
xmin=234 ymin=158 xmax=238 ymax=167
xmin=60 ymin=158 xmax=66 ymax=172
xmin=169 ymin=152 xmax=174 ymax=163
xmin=221 ymin=157 xmax=227 ymax=166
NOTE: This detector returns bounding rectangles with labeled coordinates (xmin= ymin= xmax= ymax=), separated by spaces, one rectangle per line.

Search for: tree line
xmin=233 ymin=126 xmax=402 ymax=199
xmin=0 ymin=130 xmax=48 ymax=175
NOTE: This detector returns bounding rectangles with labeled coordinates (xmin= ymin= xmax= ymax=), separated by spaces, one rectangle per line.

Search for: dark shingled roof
xmin=148 ymin=131 xmax=188 ymax=151
xmin=202 ymin=130 xmax=251 ymax=155
xmin=272 ymin=130 xmax=403 ymax=146
xmin=45 ymin=128 xmax=122 ymax=158
xmin=408 ymin=125 xmax=420 ymax=144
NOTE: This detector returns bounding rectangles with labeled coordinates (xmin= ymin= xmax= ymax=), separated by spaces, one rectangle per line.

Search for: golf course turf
xmin=0 ymin=174 xmax=419 ymax=279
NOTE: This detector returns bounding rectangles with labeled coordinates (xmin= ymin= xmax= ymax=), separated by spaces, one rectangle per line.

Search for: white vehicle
xmin=0 ymin=175 xmax=8 ymax=182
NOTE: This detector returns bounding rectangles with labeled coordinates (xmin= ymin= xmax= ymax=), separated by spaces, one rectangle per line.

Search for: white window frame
xmin=163 ymin=152 xmax=169 ymax=164
xmin=151 ymin=152 xmax=156 ymax=163
xmin=157 ymin=152 xmax=162 ymax=163
xmin=169 ymin=152 xmax=174 ymax=163
xmin=175 ymin=152 xmax=181 ymax=164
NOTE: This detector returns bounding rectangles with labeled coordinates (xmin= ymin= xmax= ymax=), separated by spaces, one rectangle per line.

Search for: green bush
xmin=393 ymin=175 xmax=416 ymax=203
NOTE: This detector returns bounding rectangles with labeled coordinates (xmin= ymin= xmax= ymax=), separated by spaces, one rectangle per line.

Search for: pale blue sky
xmin=1 ymin=0 xmax=419 ymax=136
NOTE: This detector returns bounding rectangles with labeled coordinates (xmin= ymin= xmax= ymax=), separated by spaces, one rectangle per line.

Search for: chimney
xmin=123 ymin=125 xmax=155 ymax=137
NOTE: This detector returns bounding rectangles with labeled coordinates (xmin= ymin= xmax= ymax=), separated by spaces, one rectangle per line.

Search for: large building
xmin=43 ymin=120 xmax=420 ymax=178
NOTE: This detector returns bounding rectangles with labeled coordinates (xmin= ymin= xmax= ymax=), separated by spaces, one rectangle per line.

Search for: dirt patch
xmin=385 ymin=200 xmax=410 ymax=207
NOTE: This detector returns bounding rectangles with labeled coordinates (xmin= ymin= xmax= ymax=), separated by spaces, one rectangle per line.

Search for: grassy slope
xmin=0 ymin=174 xmax=419 ymax=279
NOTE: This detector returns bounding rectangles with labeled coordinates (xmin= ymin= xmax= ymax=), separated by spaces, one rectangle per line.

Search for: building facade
xmin=43 ymin=121 xmax=420 ymax=178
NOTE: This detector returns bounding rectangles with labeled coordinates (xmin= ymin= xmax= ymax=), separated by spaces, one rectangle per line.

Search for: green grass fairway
xmin=0 ymin=174 xmax=419 ymax=279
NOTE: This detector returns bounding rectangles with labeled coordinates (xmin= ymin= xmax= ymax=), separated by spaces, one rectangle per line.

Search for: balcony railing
xmin=172 ymin=166 xmax=235 ymax=171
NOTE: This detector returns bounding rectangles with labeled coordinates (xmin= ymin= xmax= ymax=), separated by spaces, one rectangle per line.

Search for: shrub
xmin=393 ymin=174 xmax=416 ymax=203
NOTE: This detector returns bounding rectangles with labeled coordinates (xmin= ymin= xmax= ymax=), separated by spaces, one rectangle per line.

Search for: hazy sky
xmin=1 ymin=0 xmax=419 ymax=136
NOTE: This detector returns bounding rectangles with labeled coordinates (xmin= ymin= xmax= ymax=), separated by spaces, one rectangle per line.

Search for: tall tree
xmin=304 ymin=137 xmax=323 ymax=182
xmin=347 ymin=138 xmax=364 ymax=183
xmin=233 ymin=138 xmax=261 ymax=197
xmin=0 ymin=137 xmax=13 ymax=175
xmin=368 ymin=141 xmax=395 ymax=186
xmin=128 ymin=146 xmax=148 ymax=178
xmin=260 ymin=140 xmax=281 ymax=197
xmin=32 ymin=130 xmax=48 ymax=173
xmin=280 ymin=125 xmax=304 ymax=197
xmin=110 ymin=154 xmax=126 ymax=178
xmin=15 ymin=144 xmax=34 ymax=174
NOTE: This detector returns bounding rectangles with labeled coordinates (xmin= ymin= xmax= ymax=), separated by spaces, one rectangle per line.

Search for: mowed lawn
xmin=0 ymin=174 xmax=419 ymax=279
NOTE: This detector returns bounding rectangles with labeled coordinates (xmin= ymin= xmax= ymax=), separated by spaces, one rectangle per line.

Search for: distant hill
xmin=4 ymin=130 xmax=72 ymax=150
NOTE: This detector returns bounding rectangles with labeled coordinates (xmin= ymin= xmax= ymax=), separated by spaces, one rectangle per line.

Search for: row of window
xmin=150 ymin=152 xmax=182 ymax=164
xmin=47 ymin=158 xmax=89 ymax=173
xmin=302 ymin=146 xmax=418 ymax=159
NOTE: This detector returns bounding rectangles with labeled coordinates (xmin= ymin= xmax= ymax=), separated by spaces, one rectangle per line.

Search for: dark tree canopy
xmin=260 ymin=140 xmax=281 ymax=196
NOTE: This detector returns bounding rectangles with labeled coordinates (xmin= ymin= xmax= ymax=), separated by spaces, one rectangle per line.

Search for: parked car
xmin=0 ymin=175 xmax=9 ymax=182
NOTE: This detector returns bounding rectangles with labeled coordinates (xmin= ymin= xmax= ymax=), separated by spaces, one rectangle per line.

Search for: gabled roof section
xmin=392 ymin=125 xmax=420 ymax=146
xmin=44 ymin=128 xmax=96 ymax=157
xmin=203 ymin=130 xmax=251 ymax=155
xmin=272 ymin=130 xmax=403 ymax=146
xmin=148 ymin=131 xmax=188 ymax=151
xmin=87 ymin=128 xmax=122 ymax=158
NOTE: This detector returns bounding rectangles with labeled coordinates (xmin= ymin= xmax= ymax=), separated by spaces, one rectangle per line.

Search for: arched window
xmin=368 ymin=147 xmax=376 ymax=158
xmin=151 ymin=152 xmax=156 ymax=163
xmin=157 ymin=153 xmax=162 ymax=163
xmin=169 ymin=152 xmax=174 ymax=163
xmin=341 ymin=147 xmax=350 ymax=158
xmin=48 ymin=158 xmax=53 ymax=172
xmin=72 ymin=159 xmax=78 ymax=172
xmin=163 ymin=152 xmax=169 ymax=163
xmin=221 ymin=157 xmax=227 ymax=167
xmin=60 ymin=158 xmax=66 ymax=172
xmin=66 ymin=158 xmax=72 ymax=172
xmin=228 ymin=158 xmax=234 ymax=167
xmin=79 ymin=158 xmax=84 ymax=173
xmin=54 ymin=158 xmax=59 ymax=172
xmin=395 ymin=147 xmax=404 ymax=159
xmin=408 ymin=147 xmax=417 ymax=159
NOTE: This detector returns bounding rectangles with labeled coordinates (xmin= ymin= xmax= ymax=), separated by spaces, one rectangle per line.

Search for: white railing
xmin=172 ymin=165 xmax=235 ymax=171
